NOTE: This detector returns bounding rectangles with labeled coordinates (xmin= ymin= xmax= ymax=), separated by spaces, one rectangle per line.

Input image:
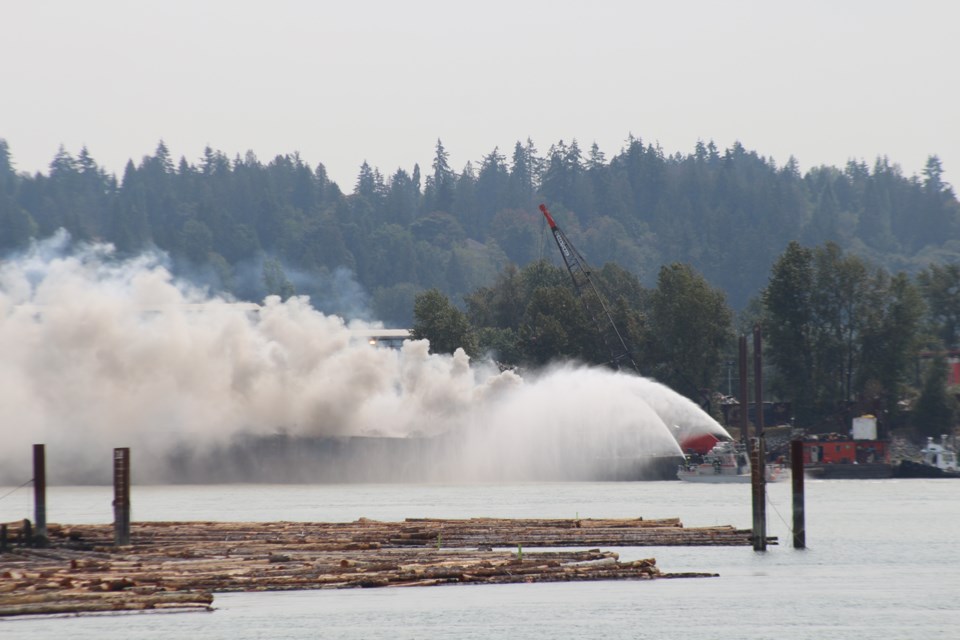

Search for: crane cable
xmin=0 ymin=478 xmax=33 ymax=503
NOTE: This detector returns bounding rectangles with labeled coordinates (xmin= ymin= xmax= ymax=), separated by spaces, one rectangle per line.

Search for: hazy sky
xmin=3 ymin=1 xmax=958 ymax=188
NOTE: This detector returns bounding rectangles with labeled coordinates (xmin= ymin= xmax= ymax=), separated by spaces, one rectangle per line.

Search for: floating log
xmin=1 ymin=517 xmax=769 ymax=617
xmin=4 ymin=517 xmax=768 ymax=550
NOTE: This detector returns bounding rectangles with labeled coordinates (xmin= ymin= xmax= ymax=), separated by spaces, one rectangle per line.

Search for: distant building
xmin=918 ymin=349 xmax=960 ymax=386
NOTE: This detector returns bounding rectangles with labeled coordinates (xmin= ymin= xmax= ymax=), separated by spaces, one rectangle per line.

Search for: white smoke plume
xmin=0 ymin=233 xmax=728 ymax=485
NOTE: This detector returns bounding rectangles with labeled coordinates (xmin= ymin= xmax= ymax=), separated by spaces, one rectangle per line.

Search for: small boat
xmin=896 ymin=436 xmax=960 ymax=478
xmin=677 ymin=440 xmax=786 ymax=483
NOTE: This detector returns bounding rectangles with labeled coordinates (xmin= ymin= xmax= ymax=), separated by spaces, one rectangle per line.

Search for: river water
xmin=2 ymin=479 xmax=957 ymax=639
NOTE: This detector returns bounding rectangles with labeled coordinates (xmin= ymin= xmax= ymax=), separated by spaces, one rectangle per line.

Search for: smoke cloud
xmin=0 ymin=233 xmax=728 ymax=485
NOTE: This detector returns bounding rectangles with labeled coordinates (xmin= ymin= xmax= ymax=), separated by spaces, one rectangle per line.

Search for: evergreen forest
xmin=1 ymin=136 xmax=958 ymax=433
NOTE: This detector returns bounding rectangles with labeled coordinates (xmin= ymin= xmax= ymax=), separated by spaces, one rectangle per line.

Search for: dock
xmin=1 ymin=517 xmax=773 ymax=617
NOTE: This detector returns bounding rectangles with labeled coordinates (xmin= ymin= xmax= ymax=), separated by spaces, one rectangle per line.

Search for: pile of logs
xmin=1 ymin=517 xmax=766 ymax=617
xmin=8 ymin=516 xmax=764 ymax=549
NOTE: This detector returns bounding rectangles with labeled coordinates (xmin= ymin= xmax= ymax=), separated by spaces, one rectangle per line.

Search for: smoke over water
xmin=0 ymin=233 xmax=729 ymax=485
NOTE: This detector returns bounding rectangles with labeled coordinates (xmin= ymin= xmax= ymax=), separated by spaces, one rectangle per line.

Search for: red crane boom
xmin=539 ymin=203 xmax=640 ymax=373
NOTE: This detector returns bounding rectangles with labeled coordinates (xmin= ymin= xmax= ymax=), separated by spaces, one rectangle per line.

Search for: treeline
xmin=412 ymin=246 xmax=960 ymax=437
xmin=1 ymin=136 xmax=958 ymax=433
xmin=1 ymin=137 xmax=958 ymax=325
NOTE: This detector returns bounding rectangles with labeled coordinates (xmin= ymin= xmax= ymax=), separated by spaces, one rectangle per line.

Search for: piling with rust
xmin=750 ymin=326 xmax=767 ymax=552
xmin=113 ymin=447 xmax=131 ymax=546
xmin=32 ymin=444 xmax=46 ymax=540
xmin=738 ymin=335 xmax=749 ymax=444
xmin=791 ymin=439 xmax=806 ymax=549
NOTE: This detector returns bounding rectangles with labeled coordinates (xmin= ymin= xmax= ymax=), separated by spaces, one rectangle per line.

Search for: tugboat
xmin=677 ymin=439 xmax=787 ymax=483
xmin=896 ymin=435 xmax=960 ymax=478
xmin=802 ymin=415 xmax=896 ymax=479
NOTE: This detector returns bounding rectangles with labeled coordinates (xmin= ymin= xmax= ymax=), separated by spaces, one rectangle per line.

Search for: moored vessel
xmin=896 ymin=435 xmax=959 ymax=478
xmin=802 ymin=415 xmax=896 ymax=479
xmin=677 ymin=440 xmax=787 ymax=483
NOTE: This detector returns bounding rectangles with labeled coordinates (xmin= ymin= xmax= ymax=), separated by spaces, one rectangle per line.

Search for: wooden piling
xmin=738 ymin=335 xmax=749 ymax=444
xmin=791 ymin=439 xmax=806 ymax=549
xmin=33 ymin=444 xmax=46 ymax=540
xmin=750 ymin=438 xmax=767 ymax=551
xmin=750 ymin=327 xmax=767 ymax=552
xmin=753 ymin=325 xmax=765 ymax=439
xmin=113 ymin=447 xmax=131 ymax=546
